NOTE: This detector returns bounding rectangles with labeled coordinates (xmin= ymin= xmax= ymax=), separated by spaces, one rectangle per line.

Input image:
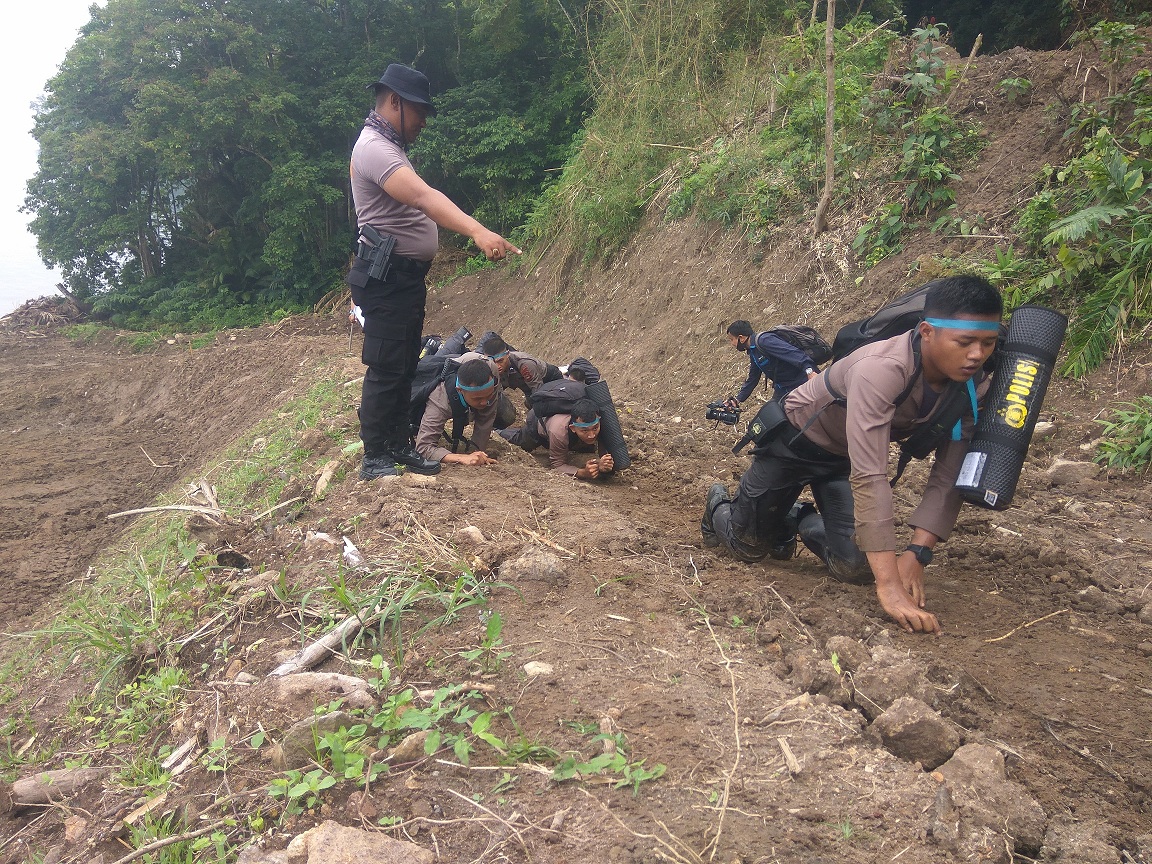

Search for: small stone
xmin=1033 ymin=420 xmax=1057 ymax=440
xmin=455 ymin=526 xmax=486 ymax=548
xmin=523 ymin=661 xmax=554 ymax=678
xmin=1139 ymin=603 xmax=1152 ymax=625
xmin=1136 ymin=642 xmax=1152 ymax=657
xmin=1047 ymin=458 xmax=1099 ymax=486
xmin=389 ymin=731 xmax=430 ymax=764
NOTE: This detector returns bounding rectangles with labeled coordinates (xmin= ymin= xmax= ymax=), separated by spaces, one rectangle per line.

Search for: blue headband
xmin=486 ymin=350 xmax=509 ymax=361
xmin=924 ymin=317 xmax=1001 ymax=331
xmin=455 ymin=376 xmax=495 ymax=392
xmin=571 ymin=418 xmax=600 ymax=428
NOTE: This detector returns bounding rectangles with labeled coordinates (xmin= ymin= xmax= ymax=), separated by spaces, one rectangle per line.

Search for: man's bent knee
xmin=825 ymin=555 xmax=873 ymax=585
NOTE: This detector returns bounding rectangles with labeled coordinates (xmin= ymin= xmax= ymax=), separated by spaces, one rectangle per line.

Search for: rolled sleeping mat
xmin=437 ymin=326 xmax=473 ymax=356
xmin=954 ymin=304 xmax=1067 ymax=511
xmin=585 ymin=379 xmax=631 ymax=470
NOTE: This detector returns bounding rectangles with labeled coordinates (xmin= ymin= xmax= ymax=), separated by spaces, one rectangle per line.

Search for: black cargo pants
xmin=347 ymin=257 xmax=432 ymax=457
xmin=711 ymin=428 xmax=872 ymax=584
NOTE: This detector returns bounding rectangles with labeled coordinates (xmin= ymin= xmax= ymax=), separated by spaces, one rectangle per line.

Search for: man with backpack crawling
xmin=477 ymin=332 xmax=562 ymax=399
xmin=499 ymin=380 xmax=615 ymax=480
xmin=702 ymin=276 xmax=1003 ymax=634
xmin=726 ymin=320 xmax=830 ymax=406
xmin=414 ymin=358 xmax=500 ymax=467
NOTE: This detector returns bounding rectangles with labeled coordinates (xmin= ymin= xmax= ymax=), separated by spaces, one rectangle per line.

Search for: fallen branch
xmin=267 ymin=606 xmax=382 ymax=676
xmin=777 ymin=738 xmax=802 ymax=775
xmin=107 ymin=504 xmax=225 ymax=521
xmin=943 ymin=33 xmax=983 ymax=108
xmin=109 ymin=818 xmax=234 ymax=864
xmin=700 ymin=617 xmax=741 ymax=862
xmin=1041 ymin=720 xmax=1124 ymax=781
xmin=764 ymin=582 xmax=817 ymax=644
xmin=517 ymin=527 xmax=577 ymax=557
xmin=251 ymin=497 xmax=306 ymax=524
xmin=984 ymin=609 xmax=1069 ymax=644
xmin=139 ymin=445 xmax=173 ymax=469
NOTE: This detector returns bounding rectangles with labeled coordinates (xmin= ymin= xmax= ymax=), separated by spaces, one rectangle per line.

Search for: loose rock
xmin=500 ymin=546 xmax=568 ymax=587
xmin=1040 ymin=819 xmax=1122 ymax=863
xmin=872 ymin=697 xmax=960 ymax=770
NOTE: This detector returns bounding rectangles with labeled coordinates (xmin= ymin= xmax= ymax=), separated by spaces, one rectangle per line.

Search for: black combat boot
xmin=701 ymin=483 xmax=729 ymax=547
xmin=359 ymin=453 xmax=400 ymax=480
xmin=388 ymin=439 xmax=442 ymax=476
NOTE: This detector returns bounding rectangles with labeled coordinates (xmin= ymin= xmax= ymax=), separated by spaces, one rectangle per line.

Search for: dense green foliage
xmin=963 ymin=22 xmax=1152 ymax=376
xmin=522 ymin=0 xmax=905 ymax=264
xmin=25 ymin=0 xmax=587 ymax=328
xmin=1095 ymin=395 xmax=1152 ymax=470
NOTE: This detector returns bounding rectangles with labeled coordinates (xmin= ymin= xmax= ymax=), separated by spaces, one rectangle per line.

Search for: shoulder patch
xmin=518 ymin=362 xmax=537 ymax=382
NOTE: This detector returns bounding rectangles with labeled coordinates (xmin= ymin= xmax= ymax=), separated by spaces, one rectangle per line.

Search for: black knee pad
xmin=826 ymin=556 xmax=873 ymax=585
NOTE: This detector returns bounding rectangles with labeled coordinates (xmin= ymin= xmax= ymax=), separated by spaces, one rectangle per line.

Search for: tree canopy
xmin=25 ymin=0 xmax=588 ymax=328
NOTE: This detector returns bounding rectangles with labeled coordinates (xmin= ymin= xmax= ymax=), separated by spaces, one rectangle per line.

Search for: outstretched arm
xmin=383 ymin=166 xmax=520 ymax=260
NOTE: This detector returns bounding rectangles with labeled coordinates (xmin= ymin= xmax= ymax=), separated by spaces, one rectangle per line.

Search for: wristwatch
xmin=906 ymin=544 xmax=934 ymax=566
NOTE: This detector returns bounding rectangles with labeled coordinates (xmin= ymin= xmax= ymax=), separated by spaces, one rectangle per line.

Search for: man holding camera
xmin=703 ymin=277 xmax=1003 ymax=635
xmin=348 ymin=63 xmax=521 ymax=480
xmin=725 ymin=320 xmax=818 ymax=408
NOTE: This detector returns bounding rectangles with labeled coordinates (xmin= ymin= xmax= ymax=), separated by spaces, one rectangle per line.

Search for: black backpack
xmin=831 ymin=281 xmax=942 ymax=362
xmin=528 ymin=379 xmax=588 ymax=419
xmin=408 ymin=355 xmax=473 ymax=452
xmin=765 ymin=325 xmax=833 ymax=366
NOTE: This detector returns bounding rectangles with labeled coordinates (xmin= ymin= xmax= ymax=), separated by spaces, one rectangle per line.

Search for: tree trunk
xmin=813 ymin=0 xmax=836 ymax=236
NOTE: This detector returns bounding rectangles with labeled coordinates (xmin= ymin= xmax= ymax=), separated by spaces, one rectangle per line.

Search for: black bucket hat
xmin=368 ymin=64 xmax=437 ymax=116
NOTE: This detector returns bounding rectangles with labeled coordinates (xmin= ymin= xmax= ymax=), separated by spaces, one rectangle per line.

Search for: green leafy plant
xmin=552 ymin=725 xmax=666 ymax=797
xmin=902 ymin=22 xmax=949 ymax=101
xmin=552 ymin=750 xmax=666 ymax=797
xmin=459 ymin=611 xmax=513 ymax=673
xmin=1094 ymin=396 xmax=1152 ymax=470
xmin=316 ymin=723 xmax=387 ymax=783
xmin=268 ymin=767 xmax=338 ymax=815
xmin=997 ymin=76 xmax=1033 ymax=104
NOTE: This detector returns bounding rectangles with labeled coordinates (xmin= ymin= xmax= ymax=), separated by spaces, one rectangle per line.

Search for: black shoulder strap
xmin=441 ymin=377 xmax=475 ymax=454
xmin=823 ymin=332 xmax=922 ymax=407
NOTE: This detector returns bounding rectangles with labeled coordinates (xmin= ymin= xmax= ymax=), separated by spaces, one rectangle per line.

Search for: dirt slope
xmin=1 ymin=39 xmax=1151 ymax=864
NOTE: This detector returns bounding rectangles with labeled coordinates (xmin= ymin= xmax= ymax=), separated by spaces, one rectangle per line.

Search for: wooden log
xmin=0 ymin=767 xmax=107 ymax=814
xmin=267 ymin=609 xmax=381 ymax=677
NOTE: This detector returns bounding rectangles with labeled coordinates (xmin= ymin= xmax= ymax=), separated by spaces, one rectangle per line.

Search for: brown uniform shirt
xmin=415 ymin=353 xmax=500 ymax=462
xmin=502 ymin=351 xmax=549 ymax=396
xmin=538 ymin=414 xmax=609 ymax=477
xmin=783 ymin=332 xmax=990 ymax=552
xmin=349 ymin=126 xmax=438 ymax=260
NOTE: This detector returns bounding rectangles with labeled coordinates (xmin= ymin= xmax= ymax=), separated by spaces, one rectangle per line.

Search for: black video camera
xmin=706 ymin=400 xmax=741 ymax=426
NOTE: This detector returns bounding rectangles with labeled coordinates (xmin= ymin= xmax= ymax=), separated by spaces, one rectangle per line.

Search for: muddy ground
xmin=1 ymin=37 xmax=1152 ymax=864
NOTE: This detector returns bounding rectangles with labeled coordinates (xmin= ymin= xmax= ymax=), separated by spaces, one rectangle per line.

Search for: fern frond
xmin=1060 ymin=283 xmax=1126 ymax=377
xmin=1043 ymin=204 xmax=1130 ymax=246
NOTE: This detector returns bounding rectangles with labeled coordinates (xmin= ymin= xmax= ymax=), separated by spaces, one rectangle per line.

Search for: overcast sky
xmin=0 ymin=2 xmax=101 ymax=316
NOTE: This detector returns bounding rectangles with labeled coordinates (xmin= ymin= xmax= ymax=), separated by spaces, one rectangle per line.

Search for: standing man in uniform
xmin=347 ymin=63 xmax=521 ymax=480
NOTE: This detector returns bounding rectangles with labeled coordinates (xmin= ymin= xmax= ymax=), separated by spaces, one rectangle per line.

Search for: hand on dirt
xmin=897 ymin=552 xmax=928 ymax=607
xmin=875 ymin=579 xmax=940 ymax=634
xmin=461 ymin=451 xmax=497 ymax=466
xmin=583 ymin=458 xmax=601 ymax=479
xmin=598 ymin=454 xmax=615 ymax=473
